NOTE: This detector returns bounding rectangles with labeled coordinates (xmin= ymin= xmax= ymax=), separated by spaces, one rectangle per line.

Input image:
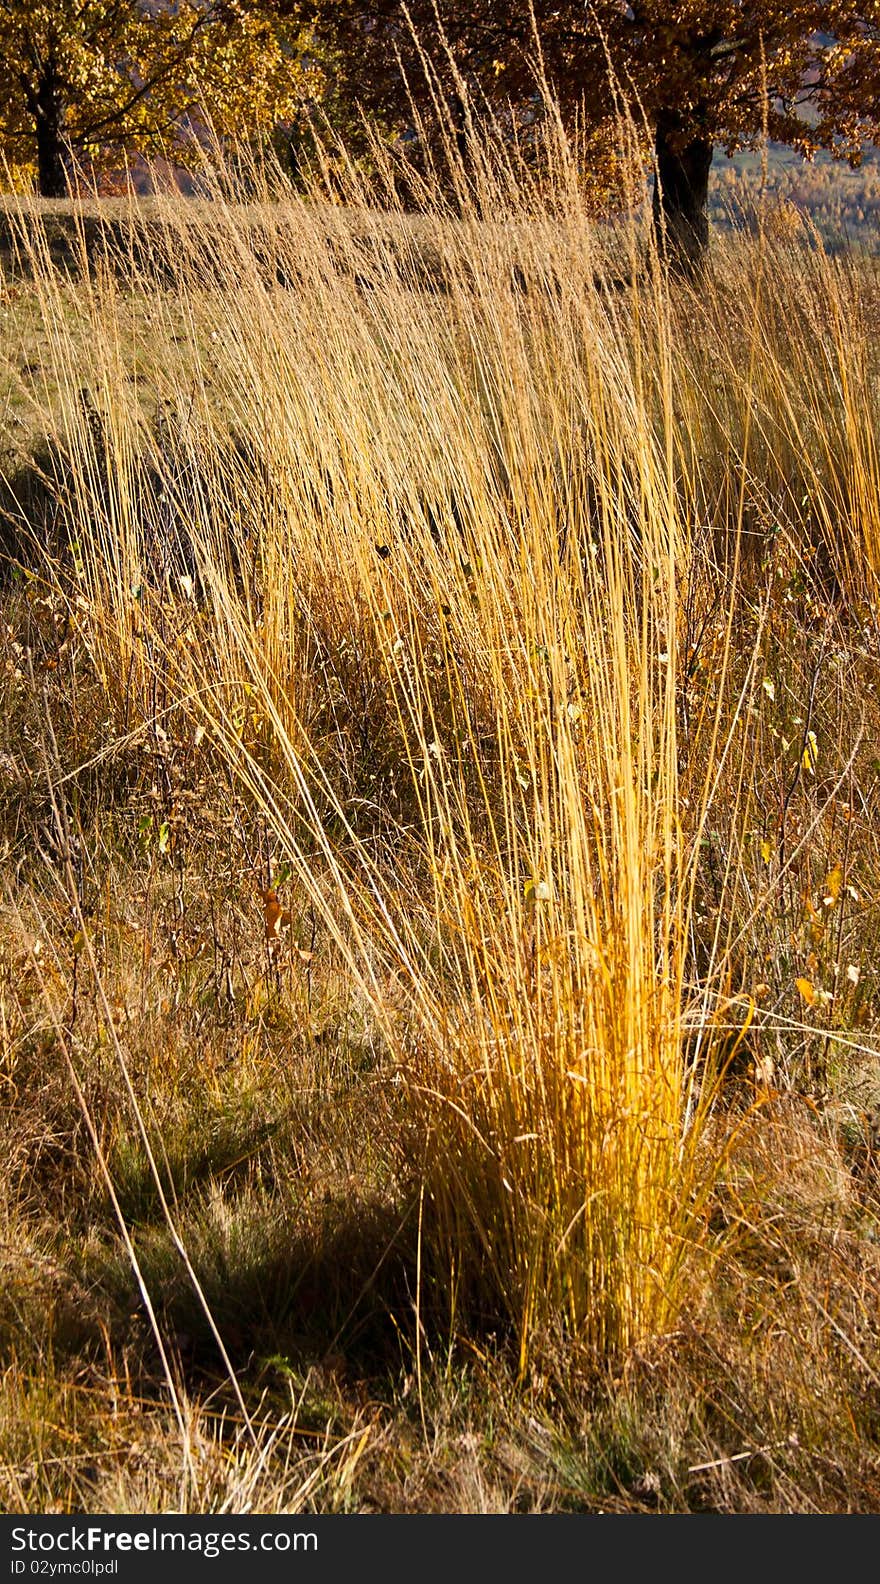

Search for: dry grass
xmin=0 ymin=124 xmax=879 ymax=1512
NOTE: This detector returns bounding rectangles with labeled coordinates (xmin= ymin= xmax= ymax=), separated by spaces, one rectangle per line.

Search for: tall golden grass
xmin=3 ymin=114 xmax=879 ymax=1404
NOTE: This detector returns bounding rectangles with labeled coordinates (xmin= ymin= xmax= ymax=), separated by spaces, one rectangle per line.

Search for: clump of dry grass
xmin=0 ymin=117 xmax=879 ymax=1510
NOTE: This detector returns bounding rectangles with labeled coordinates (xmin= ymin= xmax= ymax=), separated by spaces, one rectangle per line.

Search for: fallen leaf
xmin=260 ymin=887 xmax=291 ymax=939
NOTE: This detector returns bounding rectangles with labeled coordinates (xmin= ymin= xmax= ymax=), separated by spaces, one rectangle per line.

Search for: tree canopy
xmin=2 ymin=0 xmax=878 ymax=259
xmin=290 ymin=1 xmax=880 ymax=261
xmin=0 ymin=0 xmax=320 ymax=196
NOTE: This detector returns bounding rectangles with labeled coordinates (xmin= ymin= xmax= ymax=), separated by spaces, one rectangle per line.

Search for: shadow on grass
xmin=94 ymin=1183 xmax=424 ymax=1391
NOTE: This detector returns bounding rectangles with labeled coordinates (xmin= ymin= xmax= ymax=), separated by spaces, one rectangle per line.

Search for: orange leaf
xmin=795 ymin=977 xmax=815 ymax=1006
xmin=260 ymin=887 xmax=291 ymax=938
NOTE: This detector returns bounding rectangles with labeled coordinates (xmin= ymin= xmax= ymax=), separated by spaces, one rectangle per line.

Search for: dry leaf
xmin=822 ymin=866 xmax=843 ymax=906
xmin=802 ymin=730 xmax=818 ymax=773
xmin=795 ymin=976 xmax=815 ymax=1006
xmin=260 ymin=886 xmax=291 ymax=939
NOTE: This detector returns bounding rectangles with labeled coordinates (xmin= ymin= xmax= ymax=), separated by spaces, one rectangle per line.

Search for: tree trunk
xmin=449 ymin=91 xmax=470 ymax=170
xmin=449 ymin=90 xmax=482 ymax=218
xmin=35 ymin=66 xmax=68 ymax=199
xmin=653 ymin=114 xmax=713 ymax=274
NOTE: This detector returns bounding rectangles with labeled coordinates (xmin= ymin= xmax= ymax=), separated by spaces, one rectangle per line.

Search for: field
xmin=1 ymin=138 xmax=880 ymax=1514
xmin=711 ymin=140 xmax=880 ymax=250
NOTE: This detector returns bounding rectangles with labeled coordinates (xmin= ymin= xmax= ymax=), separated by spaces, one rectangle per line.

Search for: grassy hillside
xmin=1 ymin=137 xmax=880 ymax=1513
xmin=711 ymin=141 xmax=880 ymax=249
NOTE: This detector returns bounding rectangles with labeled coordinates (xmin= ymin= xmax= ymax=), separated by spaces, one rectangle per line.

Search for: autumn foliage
xmin=1 ymin=0 xmax=880 ymax=1526
xmin=1 ymin=148 xmax=879 ymax=1503
xmin=294 ymin=1 xmax=880 ymax=260
xmin=1 ymin=1 xmax=879 ymax=240
xmin=0 ymin=0 xmax=320 ymax=196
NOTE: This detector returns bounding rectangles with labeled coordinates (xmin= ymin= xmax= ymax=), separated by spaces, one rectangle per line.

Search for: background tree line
xmin=1 ymin=0 xmax=879 ymax=266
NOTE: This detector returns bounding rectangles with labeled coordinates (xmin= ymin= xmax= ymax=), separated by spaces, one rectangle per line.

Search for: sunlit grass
xmin=0 ymin=119 xmax=879 ymax=1510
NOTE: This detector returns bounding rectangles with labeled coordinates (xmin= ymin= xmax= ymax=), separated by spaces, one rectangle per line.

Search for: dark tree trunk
xmin=653 ymin=113 xmax=713 ymax=274
xmin=449 ymin=91 xmax=470 ymax=169
xmin=35 ymin=66 xmax=68 ymax=198
xmin=448 ymin=90 xmax=482 ymax=218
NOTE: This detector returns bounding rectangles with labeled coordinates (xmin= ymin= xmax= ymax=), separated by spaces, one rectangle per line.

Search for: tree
xmin=0 ymin=0 xmax=320 ymax=197
xmin=288 ymin=1 xmax=880 ymax=267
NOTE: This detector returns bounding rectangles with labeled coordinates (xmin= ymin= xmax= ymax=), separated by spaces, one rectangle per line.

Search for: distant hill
xmin=710 ymin=140 xmax=880 ymax=250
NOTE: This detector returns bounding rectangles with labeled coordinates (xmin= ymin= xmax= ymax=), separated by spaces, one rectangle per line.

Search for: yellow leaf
xmin=795 ymin=977 xmax=815 ymax=1006
xmin=524 ymin=879 xmax=551 ymax=908
xmin=760 ymin=837 xmax=772 ymax=863
xmin=822 ymin=866 xmax=843 ymax=906
xmin=802 ymin=730 xmax=818 ymax=772
xmin=802 ymin=892 xmax=821 ymax=924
